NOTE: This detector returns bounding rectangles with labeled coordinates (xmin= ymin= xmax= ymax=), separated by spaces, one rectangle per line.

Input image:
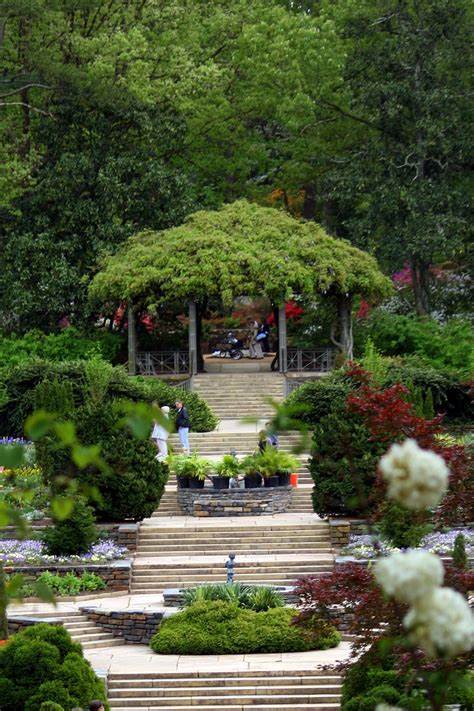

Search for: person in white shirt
xmin=151 ymin=404 xmax=170 ymax=461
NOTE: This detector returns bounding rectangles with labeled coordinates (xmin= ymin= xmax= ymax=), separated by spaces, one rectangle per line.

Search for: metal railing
xmin=286 ymin=348 xmax=335 ymax=373
xmin=136 ymin=351 xmax=190 ymax=376
xmin=171 ymin=377 xmax=193 ymax=392
xmin=284 ymin=378 xmax=306 ymax=397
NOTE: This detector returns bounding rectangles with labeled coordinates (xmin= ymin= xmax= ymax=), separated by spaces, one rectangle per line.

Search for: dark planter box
xmin=188 ymin=478 xmax=205 ymax=489
xmin=212 ymin=476 xmax=230 ymax=490
xmin=177 ymin=476 xmax=190 ymax=489
xmin=244 ymin=474 xmax=262 ymax=489
xmin=264 ymin=475 xmax=280 ymax=488
xmin=278 ymin=471 xmax=291 ymax=486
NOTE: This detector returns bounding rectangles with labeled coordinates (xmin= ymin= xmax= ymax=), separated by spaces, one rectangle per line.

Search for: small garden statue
xmin=225 ymin=553 xmax=236 ymax=584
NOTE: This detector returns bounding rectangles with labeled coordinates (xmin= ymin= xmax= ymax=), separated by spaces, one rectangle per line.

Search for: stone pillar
xmin=278 ymin=305 xmax=287 ymax=374
xmin=189 ymin=300 xmax=198 ymax=376
xmin=127 ymin=303 xmax=137 ymax=376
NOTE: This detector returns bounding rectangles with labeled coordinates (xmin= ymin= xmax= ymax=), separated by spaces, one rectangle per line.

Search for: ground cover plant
xmin=150 ymin=600 xmax=340 ymax=655
xmin=0 ymin=464 xmax=49 ymax=521
xmin=0 ymin=623 xmax=109 ymax=710
xmin=0 ymin=539 xmax=126 ymax=566
xmin=180 ymin=582 xmax=284 ymax=611
xmin=340 ymin=529 xmax=474 ymax=560
xmin=21 ymin=571 xmax=106 ymax=598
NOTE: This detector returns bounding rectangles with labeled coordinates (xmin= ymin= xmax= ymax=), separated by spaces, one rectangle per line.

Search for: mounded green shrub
xmin=150 ymin=601 xmax=340 ymax=655
xmin=39 ymin=703 xmax=65 ymax=711
xmin=0 ymin=624 xmax=108 ymax=711
xmin=0 ymin=359 xmax=218 ymax=436
xmin=378 ymin=502 xmax=430 ymax=549
xmin=310 ymin=407 xmax=385 ymax=517
xmin=42 ymin=497 xmax=98 ymax=555
xmin=284 ymin=376 xmax=350 ymax=427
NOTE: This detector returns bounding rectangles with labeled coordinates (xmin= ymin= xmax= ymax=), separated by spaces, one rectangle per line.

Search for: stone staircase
xmin=192 ymin=373 xmax=285 ymax=418
xmin=9 ymin=609 xmax=123 ymax=650
xmin=107 ymin=669 xmax=343 ymax=710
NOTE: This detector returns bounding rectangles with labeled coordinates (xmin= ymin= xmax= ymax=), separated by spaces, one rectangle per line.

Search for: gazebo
xmin=89 ymin=201 xmax=391 ymax=375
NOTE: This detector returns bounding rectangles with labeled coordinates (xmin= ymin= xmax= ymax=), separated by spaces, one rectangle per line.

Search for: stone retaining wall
xmin=117 ymin=523 xmax=139 ymax=552
xmin=329 ymin=519 xmax=369 ymax=547
xmin=8 ymin=617 xmax=63 ymax=635
xmin=81 ymin=607 xmax=165 ymax=644
xmin=9 ymin=560 xmax=132 ymax=592
xmin=177 ymin=486 xmax=292 ymax=516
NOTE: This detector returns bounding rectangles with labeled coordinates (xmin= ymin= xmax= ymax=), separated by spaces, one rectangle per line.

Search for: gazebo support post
xmin=278 ymin=305 xmax=287 ymax=374
xmin=127 ymin=303 xmax=137 ymax=376
xmin=189 ymin=300 xmax=198 ymax=376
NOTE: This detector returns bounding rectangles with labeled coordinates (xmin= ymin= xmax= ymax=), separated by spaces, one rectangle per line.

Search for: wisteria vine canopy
xmin=89 ymin=200 xmax=391 ymax=310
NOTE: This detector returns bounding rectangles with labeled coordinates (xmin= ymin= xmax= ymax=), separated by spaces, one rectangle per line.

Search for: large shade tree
xmin=89 ymin=201 xmax=391 ymax=368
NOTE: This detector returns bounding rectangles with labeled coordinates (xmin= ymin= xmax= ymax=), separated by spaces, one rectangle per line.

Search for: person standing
xmin=175 ymin=399 xmax=191 ymax=454
xmin=151 ymin=405 xmax=171 ymax=461
xmin=247 ymin=319 xmax=263 ymax=359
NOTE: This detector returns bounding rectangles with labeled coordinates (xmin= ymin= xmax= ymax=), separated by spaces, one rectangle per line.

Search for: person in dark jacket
xmin=175 ymin=399 xmax=191 ymax=454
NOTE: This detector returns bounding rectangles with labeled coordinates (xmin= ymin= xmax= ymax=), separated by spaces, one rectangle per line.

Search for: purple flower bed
xmin=340 ymin=529 xmax=474 ymax=560
xmin=0 ymin=437 xmax=32 ymax=445
xmin=0 ymin=538 xmax=128 ymax=565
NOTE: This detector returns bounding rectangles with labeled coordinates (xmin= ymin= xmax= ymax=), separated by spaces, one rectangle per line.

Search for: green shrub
xmin=285 ymin=376 xmax=350 ymax=427
xmin=0 ymin=359 xmax=217 ymax=436
xmin=382 ymin=360 xmax=472 ymax=422
xmin=0 ymin=328 xmax=124 ymax=369
xmin=150 ymin=601 xmax=340 ymax=655
xmin=43 ymin=496 xmax=98 ymax=555
xmin=453 ymin=533 xmax=468 ymax=570
xmin=358 ymin=313 xmax=474 ymax=377
xmin=0 ymin=624 xmax=108 ymax=711
xmin=378 ymin=501 xmax=430 ymax=549
xmin=39 ymin=703 xmax=65 ymax=711
xmin=311 ymin=407 xmax=385 ymax=516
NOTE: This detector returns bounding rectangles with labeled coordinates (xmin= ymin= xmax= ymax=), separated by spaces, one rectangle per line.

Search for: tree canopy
xmin=89 ymin=200 xmax=391 ymax=310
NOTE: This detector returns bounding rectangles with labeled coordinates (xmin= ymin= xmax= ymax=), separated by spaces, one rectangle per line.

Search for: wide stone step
xmin=108 ymin=670 xmax=341 ymax=680
xmin=110 ymin=675 xmax=341 ymax=688
xmin=109 ymin=688 xmax=341 ymax=700
xmin=108 ymin=695 xmax=341 ymax=707
xmin=136 ymin=544 xmax=330 ymax=555
xmin=109 ymin=705 xmax=340 ymax=711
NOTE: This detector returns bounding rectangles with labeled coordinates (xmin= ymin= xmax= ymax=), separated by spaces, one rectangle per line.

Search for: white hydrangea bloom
xmin=375 ymin=706 xmax=405 ymax=711
xmin=374 ymin=550 xmax=444 ymax=605
xmin=404 ymin=587 xmax=474 ymax=658
xmin=379 ymin=439 xmax=449 ymax=510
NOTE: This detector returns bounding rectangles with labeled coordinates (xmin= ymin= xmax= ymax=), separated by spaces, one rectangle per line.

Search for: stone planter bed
xmin=177 ymin=485 xmax=292 ymax=516
xmin=163 ymin=585 xmax=299 ymax=607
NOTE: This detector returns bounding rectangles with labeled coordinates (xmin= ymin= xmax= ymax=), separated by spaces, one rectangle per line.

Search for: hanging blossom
xmin=379 ymin=439 xmax=449 ymax=510
xmin=404 ymin=587 xmax=474 ymax=658
xmin=374 ymin=550 xmax=444 ymax=606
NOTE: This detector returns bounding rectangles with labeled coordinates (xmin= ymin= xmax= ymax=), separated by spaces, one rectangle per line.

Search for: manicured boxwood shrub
xmin=284 ymin=376 xmax=350 ymax=426
xmin=150 ymin=600 xmax=340 ymax=655
xmin=42 ymin=496 xmax=98 ymax=555
xmin=0 ymin=624 xmax=108 ymax=711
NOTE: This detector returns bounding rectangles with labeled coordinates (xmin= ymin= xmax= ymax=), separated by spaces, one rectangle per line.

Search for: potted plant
xmin=168 ymin=454 xmax=191 ymax=489
xmin=240 ymin=454 xmax=262 ymax=489
xmin=180 ymin=453 xmax=212 ymax=489
xmin=212 ymin=455 xmax=240 ymax=490
xmin=256 ymin=448 xmax=298 ymax=488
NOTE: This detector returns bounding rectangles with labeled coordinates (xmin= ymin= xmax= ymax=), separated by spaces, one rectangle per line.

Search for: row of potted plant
xmin=169 ymin=449 xmax=298 ymax=490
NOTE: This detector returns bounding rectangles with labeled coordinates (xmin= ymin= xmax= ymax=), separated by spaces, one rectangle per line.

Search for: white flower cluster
xmin=404 ymin=587 xmax=474 ymax=659
xmin=375 ymin=547 xmax=474 ymax=658
xmin=375 ymin=706 xmax=404 ymax=711
xmin=379 ymin=438 xmax=449 ymax=510
xmin=374 ymin=550 xmax=443 ymax=606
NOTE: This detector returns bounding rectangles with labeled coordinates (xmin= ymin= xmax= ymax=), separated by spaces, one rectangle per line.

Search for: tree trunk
xmin=0 ymin=562 xmax=8 ymax=640
xmin=330 ymin=294 xmax=353 ymax=361
xmin=302 ymin=184 xmax=316 ymax=220
xmin=410 ymin=258 xmax=431 ymax=315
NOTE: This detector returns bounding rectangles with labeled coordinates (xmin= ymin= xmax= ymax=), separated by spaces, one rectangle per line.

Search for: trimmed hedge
xmin=0 ymin=359 xmax=218 ymax=435
xmin=284 ymin=376 xmax=350 ymax=427
xmin=0 ymin=624 xmax=108 ymax=711
xmin=150 ymin=600 xmax=340 ymax=655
